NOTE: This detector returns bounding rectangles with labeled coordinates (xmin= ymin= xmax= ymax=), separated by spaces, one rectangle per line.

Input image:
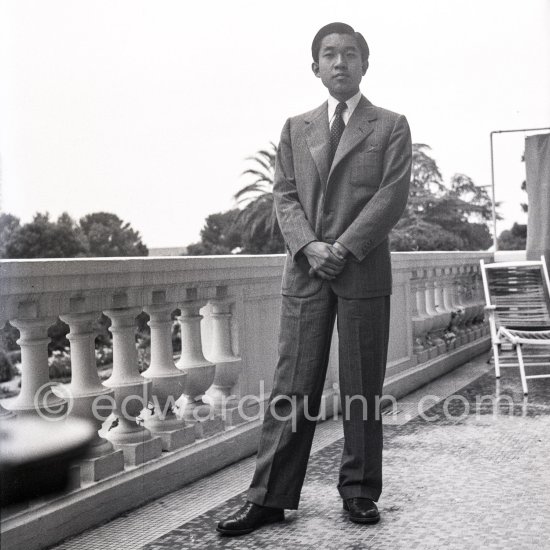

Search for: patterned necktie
xmin=329 ymin=101 xmax=347 ymax=165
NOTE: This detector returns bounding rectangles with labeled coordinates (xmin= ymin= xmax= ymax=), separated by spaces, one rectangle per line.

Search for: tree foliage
xmin=0 ymin=211 xmax=148 ymax=259
xmin=3 ymin=212 xmax=89 ymax=258
xmin=187 ymin=142 xmax=494 ymax=253
xmin=496 ymin=151 xmax=527 ymax=250
xmin=186 ymin=209 xmax=243 ymax=255
xmin=391 ymin=145 xmax=493 ymax=251
xmin=0 ymin=214 xmax=21 ymax=258
xmin=497 ymin=222 xmax=527 ymax=250
xmin=233 ymin=142 xmax=285 ymax=253
xmin=79 ymin=212 xmax=148 ymax=257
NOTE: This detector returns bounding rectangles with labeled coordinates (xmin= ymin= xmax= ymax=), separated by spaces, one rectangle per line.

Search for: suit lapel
xmin=304 ymin=102 xmax=331 ymax=187
xmin=328 ymin=96 xmax=377 ymax=183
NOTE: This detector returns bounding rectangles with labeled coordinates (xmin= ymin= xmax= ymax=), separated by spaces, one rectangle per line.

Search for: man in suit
xmin=217 ymin=22 xmax=412 ymax=535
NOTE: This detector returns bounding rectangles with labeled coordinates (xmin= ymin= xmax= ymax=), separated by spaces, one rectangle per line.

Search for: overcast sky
xmin=1 ymin=0 xmax=549 ymax=248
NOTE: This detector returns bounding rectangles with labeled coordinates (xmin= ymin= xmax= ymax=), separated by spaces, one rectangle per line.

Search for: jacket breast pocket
xmin=350 ymin=151 xmax=382 ymax=187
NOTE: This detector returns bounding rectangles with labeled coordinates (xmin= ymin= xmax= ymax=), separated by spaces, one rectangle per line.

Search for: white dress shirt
xmin=327 ymin=90 xmax=362 ymax=129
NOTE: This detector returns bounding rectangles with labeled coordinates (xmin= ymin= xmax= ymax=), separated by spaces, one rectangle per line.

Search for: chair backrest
xmin=480 ymin=257 xmax=550 ymax=330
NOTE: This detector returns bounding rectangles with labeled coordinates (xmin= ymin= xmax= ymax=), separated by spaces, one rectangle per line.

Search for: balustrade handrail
xmin=0 ymin=250 xmax=492 ymax=282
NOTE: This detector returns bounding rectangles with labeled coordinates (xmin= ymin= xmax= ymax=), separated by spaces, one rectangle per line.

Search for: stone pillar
xmin=459 ymin=268 xmax=477 ymax=341
xmin=434 ymin=271 xmax=450 ymax=315
xmin=443 ymin=267 xmax=460 ymax=349
xmin=204 ymin=298 xmax=242 ymax=425
xmin=435 ymin=268 xmax=455 ymax=351
xmin=103 ymin=308 xmax=162 ymax=466
xmin=141 ymin=304 xmax=195 ymax=450
xmin=411 ymin=278 xmax=427 ymax=362
xmin=60 ymin=312 xmax=124 ymax=481
xmin=176 ymin=300 xmax=223 ymax=438
xmin=477 ymin=267 xmax=490 ymax=336
xmin=525 ymin=133 xmax=550 ymax=265
xmin=433 ymin=269 xmax=452 ymax=351
xmin=469 ymin=266 xmax=484 ymax=338
xmin=5 ymin=318 xmax=66 ymax=418
xmin=442 ymin=267 xmax=458 ymax=312
xmin=425 ymin=274 xmax=446 ymax=354
xmin=410 ymin=273 xmax=433 ymax=363
xmin=453 ymin=268 xmax=469 ymax=345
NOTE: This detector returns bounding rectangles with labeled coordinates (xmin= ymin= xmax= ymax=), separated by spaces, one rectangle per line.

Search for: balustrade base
xmin=153 ymin=425 xmax=196 ymax=451
xmin=190 ymin=416 xmax=225 ymax=439
xmin=1 ymin=500 xmax=29 ymax=519
xmin=226 ymin=400 xmax=263 ymax=426
xmin=216 ymin=403 xmax=249 ymax=427
xmin=416 ymin=349 xmax=430 ymax=363
xmin=68 ymin=464 xmax=82 ymax=491
xmin=80 ymin=449 xmax=125 ymax=483
xmin=417 ymin=325 xmax=488 ymax=365
xmin=386 ymin=335 xmax=491 ymax=400
xmin=112 ymin=436 xmax=163 ymax=466
xmin=318 ymin=388 xmax=341 ymax=420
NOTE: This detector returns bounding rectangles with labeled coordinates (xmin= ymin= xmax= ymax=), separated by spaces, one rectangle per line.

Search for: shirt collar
xmin=327 ymin=90 xmax=362 ymax=123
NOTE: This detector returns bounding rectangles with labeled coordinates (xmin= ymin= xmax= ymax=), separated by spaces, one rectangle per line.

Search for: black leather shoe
xmin=217 ymin=501 xmax=285 ymax=536
xmin=343 ymin=497 xmax=380 ymax=524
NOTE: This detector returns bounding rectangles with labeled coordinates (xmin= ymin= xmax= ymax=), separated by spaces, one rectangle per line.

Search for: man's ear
xmin=312 ymin=62 xmax=320 ymax=78
xmin=362 ymin=60 xmax=369 ymax=75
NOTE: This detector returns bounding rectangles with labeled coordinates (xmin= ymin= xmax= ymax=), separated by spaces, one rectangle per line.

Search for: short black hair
xmin=311 ymin=22 xmax=370 ymax=66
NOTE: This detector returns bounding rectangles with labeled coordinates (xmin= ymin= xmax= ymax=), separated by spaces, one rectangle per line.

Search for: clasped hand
xmin=302 ymin=241 xmax=348 ymax=280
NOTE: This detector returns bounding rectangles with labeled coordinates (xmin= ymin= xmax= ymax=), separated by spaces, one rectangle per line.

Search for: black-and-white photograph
xmin=1 ymin=1 xmax=549 ymax=549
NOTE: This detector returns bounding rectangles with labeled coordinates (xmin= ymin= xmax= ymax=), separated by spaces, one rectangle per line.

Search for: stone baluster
xmin=471 ymin=266 xmax=486 ymax=337
xmin=410 ymin=271 xmax=434 ymax=363
xmin=0 ymin=317 xmax=13 ymax=420
xmin=5 ymin=318 xmax=66 ymax=418
xmin=459 ymin=267 xmax=476 ymax=340
xmin=103 ymin=307 xmax=162 ymax=466
xmin=425 ymin=272 xmax=446 ymax=354
xmin=433 ymin=268 xmax=453 ymax=350
xmin=442 ymin=267 xmax=458 ymax=312
xmin=60 ymin=312 xmax=124 ymax=481
xmin=452 ymin=267 xmax=469 ymax=345
xmin=480 ymin=267 xmax=491 ymax=336
xmin=141 ymin=304 xmax=195 ymax=451
xmin=441 ymin=268 xmax=458 ymax=350
xmin=433 ymin=269 xmax=449 ymax=314
xmin=204 ymin=296 xmax=242 ymax=425
xmin=176 ymin=298 xmax=223 ymax=438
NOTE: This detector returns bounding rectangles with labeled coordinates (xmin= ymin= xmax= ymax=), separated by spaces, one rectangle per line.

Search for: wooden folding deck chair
xmin=480 ymin=256 xmax=550 ymax=395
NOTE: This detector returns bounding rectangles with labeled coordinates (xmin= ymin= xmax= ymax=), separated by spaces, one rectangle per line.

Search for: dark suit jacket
xmin=273 ymin=95 xmax=412 ymax=299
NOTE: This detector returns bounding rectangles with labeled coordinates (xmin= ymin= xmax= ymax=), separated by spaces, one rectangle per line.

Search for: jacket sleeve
xmin=337 ymin=114 xmax=412 ymax=262
xmin=273 ymin=118 xmax=318 ymax=260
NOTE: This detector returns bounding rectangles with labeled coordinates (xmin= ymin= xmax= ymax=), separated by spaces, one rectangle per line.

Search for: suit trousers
xmin=247 ymin=282 xmax=391 ymax=509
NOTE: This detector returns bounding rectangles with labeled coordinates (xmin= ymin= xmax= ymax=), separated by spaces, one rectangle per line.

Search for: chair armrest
xmin=484 ymin=305 xmax=496 ymax=311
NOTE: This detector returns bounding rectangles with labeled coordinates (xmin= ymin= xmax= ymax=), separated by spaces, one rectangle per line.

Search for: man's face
xmin=312 ymin=33 xmax=367 ymax=101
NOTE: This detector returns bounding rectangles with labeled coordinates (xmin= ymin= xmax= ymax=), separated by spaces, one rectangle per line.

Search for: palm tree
xmin=233 ymin=142 xmax=284 ymax=253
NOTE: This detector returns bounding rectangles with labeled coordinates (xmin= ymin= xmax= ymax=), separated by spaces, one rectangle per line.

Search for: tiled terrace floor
xmin=51 ymin=355 xmax=550 ymax=550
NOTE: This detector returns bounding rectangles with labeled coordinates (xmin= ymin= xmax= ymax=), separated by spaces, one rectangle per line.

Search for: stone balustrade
xmin=0 ymin=251 xmax=492 ymax=550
